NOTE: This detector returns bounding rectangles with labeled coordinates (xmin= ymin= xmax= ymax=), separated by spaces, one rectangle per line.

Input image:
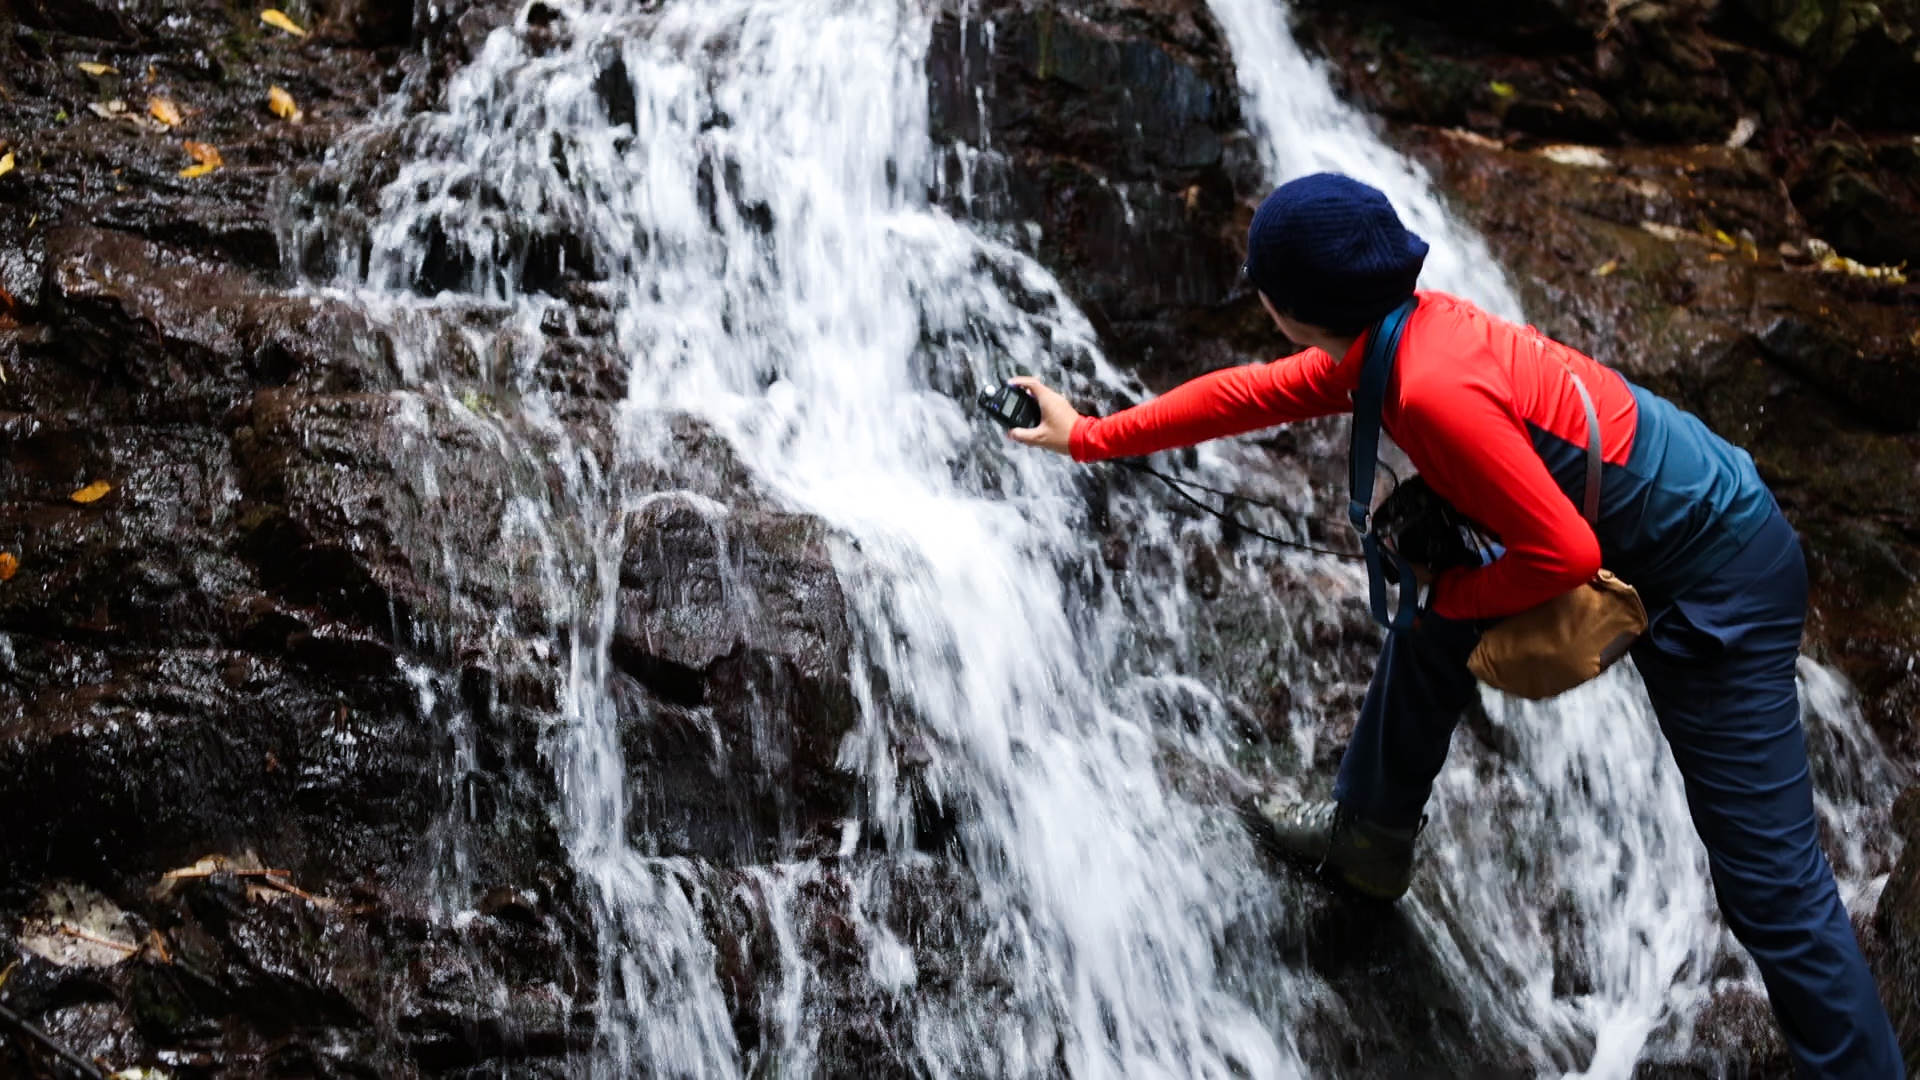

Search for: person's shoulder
xmin=1403 ymin=293 xmax=1502 ymax=369
xmin=1397 ymin=294 xmax=1509 ymax=406
xmin=1411 ymin=289 xmax=1488 ymax=324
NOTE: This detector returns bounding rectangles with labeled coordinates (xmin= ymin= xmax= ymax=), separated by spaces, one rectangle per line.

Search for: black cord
xmin=1119 ymin=458 xmax=1400 ymax=512
xmin=1115 ymin=460 xmax=1365 ymax=562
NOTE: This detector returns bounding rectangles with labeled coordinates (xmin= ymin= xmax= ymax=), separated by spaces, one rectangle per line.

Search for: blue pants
xmin=1332 ymin=509 xmax=1903 ymax=1078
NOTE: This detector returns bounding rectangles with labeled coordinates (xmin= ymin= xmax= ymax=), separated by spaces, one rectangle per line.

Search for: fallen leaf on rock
xmin=1592 ymin=259 xmax=1619 ymax=277
xmin=1538 ymin=144 xmax=1611 ymax=168
xmin=161 ymin=854 xmax=247 ymax=881
xmin=0 ymin=151 xmax=12 ymax=178
xmin=179 ymin=140 xmax=223 ymax=179
xmin=267 ymin=85 xmax=302 ymax=122
xmin=77 ymin=61 xmax=117 ymax=77
xmin=19 ymin=883 xmax=142 ymax=968
xmin=1441 ymin=128 xmax=1504 ymax=150
xmin=1725 ymin=115 xmax=1759 ymax=150
xmin=1489 ymin=80 xmax=1515 ymax=98
xmin=1639 ymin=221 xmax=1700 ymax=245
xmin=70 ymin=480 xmax=112 ymax=503
xmin=147 ymin=95 xmax=182 ymax=127
xmin=155 ymin=851 xmax=332 ymax=908
xmin=1817 ymin=252 xmax=1907 ymax=283
xmin=260 ymin=8 xmax=309 ymax=36
xmin=0 ymin=552 xmax=18 ymax=581
xmin=88 ymin=100 xmax=124 ymax=119
xmin=1806 ymin=238 xmax=1909 ymax=283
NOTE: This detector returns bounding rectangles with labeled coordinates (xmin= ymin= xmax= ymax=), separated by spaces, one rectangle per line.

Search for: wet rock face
xmin=927 ymin=0 xmax=1270 ymax=387
xmin=616 ymin=498 xmax=861 ymax=864
xmin=0 ymin=2 xmax=860 ymax=1073
xmin=1874 ymin=787 xmax=1920 ymax=1062
xmin=1286 ymin=0 xmax=1920 ymax=269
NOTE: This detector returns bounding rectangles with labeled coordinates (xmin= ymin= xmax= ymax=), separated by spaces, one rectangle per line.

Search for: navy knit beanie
xmin=1243 ymin=173 xmax=1429 ymax=333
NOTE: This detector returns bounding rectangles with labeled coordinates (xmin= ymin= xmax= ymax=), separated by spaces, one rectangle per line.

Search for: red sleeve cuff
xmin=1068 ymin=415 xmax=1101 ymax=462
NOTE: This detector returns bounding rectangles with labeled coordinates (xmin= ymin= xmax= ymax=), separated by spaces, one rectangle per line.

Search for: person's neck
xmin=1313 ymin=331 xmax=1361 ymax=360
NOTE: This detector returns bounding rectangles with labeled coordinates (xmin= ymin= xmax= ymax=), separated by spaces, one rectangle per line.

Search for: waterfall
xmin=281 ymin=0 xmax=1904 ymax=1075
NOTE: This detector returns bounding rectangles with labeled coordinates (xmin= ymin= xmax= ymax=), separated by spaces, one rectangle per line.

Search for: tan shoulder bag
xmin=1466 ymin=373 xmax=1647 ymax=700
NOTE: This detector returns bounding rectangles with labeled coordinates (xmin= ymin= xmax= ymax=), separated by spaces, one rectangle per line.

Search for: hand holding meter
xmin=977 ymin=382 xmax=1043 ymax=430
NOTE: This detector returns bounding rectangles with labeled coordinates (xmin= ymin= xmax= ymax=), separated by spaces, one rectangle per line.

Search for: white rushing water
xmin=287 ymin=0 xmax=1904 ymax=1075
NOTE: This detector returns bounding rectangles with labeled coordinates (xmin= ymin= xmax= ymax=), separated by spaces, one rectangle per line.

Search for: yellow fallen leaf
xmin=0 ymin=552 xmax=17 ymax=582
xmin=77 ymin=61 xmax=117 ymax=76
xmin=0 ymin=151 xmax=13 ymax=178
xmin=148 ymin=96 xmax=182 ymax=128
xmin=1712 ymin=228 xmax=1736 ymax=248
xmin=179 ymin=140 xmax=223 ymax=178
xmin=0 ymin=959 xmax=16 ymax=990
xmin=1592 ymin=259 xmax=1619 ymax=277
xmin=260 ymin=8 xmax=309 ymax=36
xmin=267 ymin=85 xmax=302 ymax=122
xmin=1489 ymin=80 xmax=1516 ymax=99
xmin=71 ymin=480 xmax=112 ymax=504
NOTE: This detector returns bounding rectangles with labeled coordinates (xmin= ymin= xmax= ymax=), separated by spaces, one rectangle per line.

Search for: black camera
xmin=1372 ymin=475 xmax=1492 ymax=581
xmin=977 ymin=382 xmax=1042 ymax=430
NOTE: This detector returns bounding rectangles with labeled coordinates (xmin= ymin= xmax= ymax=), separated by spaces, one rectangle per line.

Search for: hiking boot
xmin=1240 ymin=794 xmax=1419 ymax=901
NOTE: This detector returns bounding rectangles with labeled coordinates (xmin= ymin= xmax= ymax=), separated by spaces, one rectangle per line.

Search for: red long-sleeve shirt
xmin=1069 ymin=291 xmax=1640 ymax=621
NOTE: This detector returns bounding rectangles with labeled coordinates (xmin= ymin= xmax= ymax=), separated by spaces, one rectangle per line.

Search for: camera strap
xmin=1569 ymin=370 xmax=1602 ymax=526
xmin=1348 ymin=297 xmax=1421 ymax=631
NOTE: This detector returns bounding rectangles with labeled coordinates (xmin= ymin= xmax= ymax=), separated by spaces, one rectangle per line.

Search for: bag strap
xmin=1349 ymin=297 xmax=1420 ymax=631
xmin=1568 ymin=371 xmax=1601 ymax=526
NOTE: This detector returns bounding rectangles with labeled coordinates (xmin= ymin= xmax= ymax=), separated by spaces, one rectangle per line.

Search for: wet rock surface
xmin=0 ymin=1 xmax=856 ymax=1073
xmin=927 ymin=0 xmax=1271 ymax=388
xmin=2 ymin=0 xmax=1917 ymax=1075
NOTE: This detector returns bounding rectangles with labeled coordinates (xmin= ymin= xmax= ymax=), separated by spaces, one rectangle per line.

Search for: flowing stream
xmin=285 ymin=0 xmax=1903 ymax=1075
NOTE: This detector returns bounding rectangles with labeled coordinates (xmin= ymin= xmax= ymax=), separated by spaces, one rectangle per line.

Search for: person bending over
xmin=1005 ymin=172 xmax=1901 ymax=1079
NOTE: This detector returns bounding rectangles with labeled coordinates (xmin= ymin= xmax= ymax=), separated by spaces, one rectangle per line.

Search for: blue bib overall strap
xmin=1348 ymin=297 xmax=1421 ymax=631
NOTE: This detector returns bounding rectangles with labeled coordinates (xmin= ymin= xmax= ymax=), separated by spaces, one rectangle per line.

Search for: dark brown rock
xmin=0 ymin=4 xmax=599 ymax=1074
xmin=928 ymin=0 xmax=1264 ymax=386
xmin=614 ymin=496 xmax=861 ymax=863
xmin=1874 ymin=785 xmax=1920 ymax=1062
xmin=1790 ymin=138 xmax=1920 ymax=269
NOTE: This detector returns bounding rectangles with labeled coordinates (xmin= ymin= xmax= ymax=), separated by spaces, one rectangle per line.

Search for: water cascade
xmin=282 ymin=0 xmax=1903 ymax=1075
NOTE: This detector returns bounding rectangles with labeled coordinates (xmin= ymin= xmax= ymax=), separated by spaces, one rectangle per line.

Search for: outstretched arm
xmin=1008 ymin=350 xmax=1356 ymax=461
